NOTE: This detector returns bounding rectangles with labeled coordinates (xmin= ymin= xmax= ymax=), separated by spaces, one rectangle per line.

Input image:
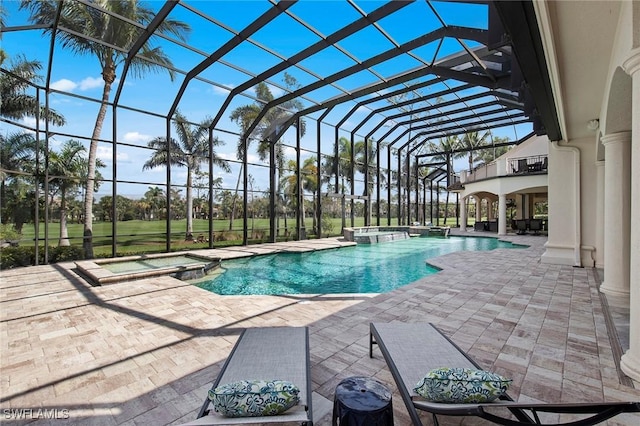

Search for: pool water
xmin=195 ymin=236 xmax=523 ymax=295
xmin=102 ymin=255 xmax=209 ymax=274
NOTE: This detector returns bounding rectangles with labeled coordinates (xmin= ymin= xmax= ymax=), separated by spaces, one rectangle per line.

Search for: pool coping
xmin=343 ymin=225 xmax=450 ymax=242
xmin=75 ymin=252 xmax=220 ymax=285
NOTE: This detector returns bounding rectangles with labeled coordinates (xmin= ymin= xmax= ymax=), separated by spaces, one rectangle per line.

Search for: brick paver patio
xmin=1 ymin=231 xmax=638 ymax=425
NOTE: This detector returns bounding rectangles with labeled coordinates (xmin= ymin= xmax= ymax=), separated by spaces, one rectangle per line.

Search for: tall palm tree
xmin=21 ymin=0 xmax=191 ymax=258
xmin=143 ymin=112 xmax=230 ymax=240
xmin=426 ymin=135 xmax=462 ymax=224
xmin=300 ymin=157 xmax=318 ymax=234
xmin=282 ymin=157 xmax=318 ymax=234
xmin=48 ymin=139 xmax=101 ymax=246
xmin=460 ymin=131 xmax=492 ymax=172
xmin=229 ymin=73 xmax=305 ymax=234
xmin=0 ymin=54 xmax=66 ymax=125
xmin=0 ymin=5 xmax=7 ymax=65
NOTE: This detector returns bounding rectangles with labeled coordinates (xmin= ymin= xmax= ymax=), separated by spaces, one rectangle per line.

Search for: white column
xmin=595 ymin=161 xmax=605 ymax=269
xmin=600 ymin=132 xmax=631 ymax=296
xmin=474 ymin=195 xmax=482 ymax=222
xmin=460 ymin=195 xmax=467 ymax=232
xmin=621 ymin=48 xmax=640 ymax=382
xmin=498 ymin=194 xmax=507 ymax=236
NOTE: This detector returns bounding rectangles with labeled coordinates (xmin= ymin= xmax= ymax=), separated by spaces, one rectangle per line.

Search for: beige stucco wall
xmin=542 ymin=135 xmax=597 ymax=267
xmin=601 ymin=1 xmax=635 ymax=136
xmin=504 ymin=135 xmax=549 ymax=159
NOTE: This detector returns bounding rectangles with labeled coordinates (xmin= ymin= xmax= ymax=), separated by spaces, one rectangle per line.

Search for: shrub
xmin=0 ymin=245 xmax=84 ymax=269
xmin=321 ymin=214 xmax=335 ymax=235
xmin=0 ymin=246 xmax=39 ymax=269
xmin=0 ymin=224 xmax=21 ymax=242
xmin=49 ymin=246 xmax=84 ymax=263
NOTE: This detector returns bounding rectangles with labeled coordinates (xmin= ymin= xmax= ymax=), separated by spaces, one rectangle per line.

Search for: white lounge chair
xmin=186 ymin=327 xmax=313 ymax=425
xmin=369 ymin=322 xmax=640 ymax=426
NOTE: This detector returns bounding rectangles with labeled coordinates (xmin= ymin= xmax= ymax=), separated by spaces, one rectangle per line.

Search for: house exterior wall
xmin=505 ymin=135 xmax=549 ymax=160
xmin=536 ymin=0 xmax=640 ymax=380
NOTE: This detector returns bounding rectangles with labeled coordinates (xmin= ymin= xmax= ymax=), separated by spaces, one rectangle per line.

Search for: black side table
xmin=332 ymin=376 xmax=394 ymax=426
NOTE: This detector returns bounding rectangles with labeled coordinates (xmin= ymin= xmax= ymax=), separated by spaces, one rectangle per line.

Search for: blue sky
xmin=1 ymin=0 xmax=532 ymax=199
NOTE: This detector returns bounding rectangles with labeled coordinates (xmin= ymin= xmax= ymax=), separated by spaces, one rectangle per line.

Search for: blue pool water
xmin=195 ymin=236 xmax=523 ymax=295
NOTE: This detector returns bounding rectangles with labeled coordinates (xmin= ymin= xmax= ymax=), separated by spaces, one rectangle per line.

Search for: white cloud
xmin=218 ymin=152 xmax=237 ymax=161
xmin=122 ymin=131 xmax=152 ymax=144
xmin=283 ymin=146 xmax=296 ymax=157
xmin=79 ymin=76 xmax=103 ymax=90
xmin=49 ymin=76 xmax=103 ymax=92
xmin=50 ymin=79 xmax=78 ymax=91
xmin=96 ymin=146 xmax=129 ymax=162
xmin=21 ymin=117 xmax=37 ymax=128
xmin=19 ymin=117 xmax=64 ymax=132
xmin=218 ymin=151 xmax=260 ymax=165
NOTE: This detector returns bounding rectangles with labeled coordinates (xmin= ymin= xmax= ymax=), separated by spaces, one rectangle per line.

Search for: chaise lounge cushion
xmin=209 ymin=379 xmax=300 ymax=417
xmin=414 ymin=367 xmax=511 ymax=403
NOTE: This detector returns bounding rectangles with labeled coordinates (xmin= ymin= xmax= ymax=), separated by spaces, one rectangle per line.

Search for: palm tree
xmin=476 ymin=135 xmax=511 ymax=164
xmin=21 ymin=0 xmax=191 ymax=258
xmin=143 ymin=186 xmax=165 ymax=220
xmin=143 ymin=112 xmax=230 ymax=240
xmin=48 ymin=139 xmax=101 ymax=246
xmin=426 ymin=135 xmax=462 ymax=224
xmin=336 ymin=137 xmax=355 ymax=189
xmin=282 ymin=158 xmax=318 ymax=234
xmin=300 ymin=157 xmax=318 ymax=234
xmin=0 ymin=132 xmax=36 ymax=231
xmin=0 ymin=54 xmax=66 ymax=125
xmin=0 ymin=5 xmax=7 ymax=64
xmin=460 ymin=131 xmax=492 ymax=172
xmin=228 ymin=73 xmax=305 ymax=234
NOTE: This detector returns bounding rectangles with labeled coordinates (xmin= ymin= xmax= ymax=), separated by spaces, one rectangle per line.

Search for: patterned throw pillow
xmin=414 ymin=367 xmax=511 ymax=403
xmin=209 ymin=380 xmax=300 ymax=417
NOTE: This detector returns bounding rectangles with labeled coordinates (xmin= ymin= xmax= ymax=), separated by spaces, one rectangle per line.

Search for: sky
xmin=1 ymin=0 xmax=533 ymax=200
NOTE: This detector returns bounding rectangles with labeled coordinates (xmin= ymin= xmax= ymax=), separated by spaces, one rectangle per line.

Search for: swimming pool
xmin=194 ymin=236 xmax=523 ymax=295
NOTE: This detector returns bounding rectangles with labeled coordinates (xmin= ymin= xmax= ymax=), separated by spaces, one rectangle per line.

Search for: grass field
xmin=13 ymin=215 xmax=466 ymax=257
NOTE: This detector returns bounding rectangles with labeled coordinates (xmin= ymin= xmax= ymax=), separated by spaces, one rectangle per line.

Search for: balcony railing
xmin=508 ymin=155 xmax=548 ymax=175
xmin=454 ymin=154 xmax=548 ymax=186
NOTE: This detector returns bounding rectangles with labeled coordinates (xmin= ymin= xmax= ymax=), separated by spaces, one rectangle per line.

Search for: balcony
xmin=453 ymin=154 xmax=548 ymax=187
xmin=508 ymin=155 xmax=548 ymax=175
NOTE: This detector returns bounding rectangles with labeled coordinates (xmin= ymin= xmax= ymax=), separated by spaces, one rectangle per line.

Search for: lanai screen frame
xmin=0 ymin=0 xmax=559 ymax=263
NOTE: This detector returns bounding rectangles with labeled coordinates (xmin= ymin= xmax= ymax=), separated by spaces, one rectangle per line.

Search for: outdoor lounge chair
xmin=528 ymin=219 xmax=543 ymax=235
xmin=369 ymin=322 xmax=640 ymax=426
xmin=187 ymin=327 xmax=313 ymax=425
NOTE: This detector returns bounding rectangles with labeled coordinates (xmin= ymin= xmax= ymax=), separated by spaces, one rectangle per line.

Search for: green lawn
xmin=16 ymin=217 xmax=361 ymax=256
xmin=13 ymin=215 xmax=472 ymax=257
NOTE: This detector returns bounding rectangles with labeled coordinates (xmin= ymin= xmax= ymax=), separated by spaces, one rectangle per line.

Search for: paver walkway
xmin=1 ymin=232 xmax=638 ymax=425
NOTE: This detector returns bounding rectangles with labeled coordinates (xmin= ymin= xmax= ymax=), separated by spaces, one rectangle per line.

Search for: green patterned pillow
xmin=414 ymin=367 xmax=511 ymax=403
xmin=209 ymin=380 xmax=300 ymax=417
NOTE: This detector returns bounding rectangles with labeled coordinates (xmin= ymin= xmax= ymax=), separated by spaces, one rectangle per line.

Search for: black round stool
xmin=332 ymin=376 xmax=394 ymax=426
